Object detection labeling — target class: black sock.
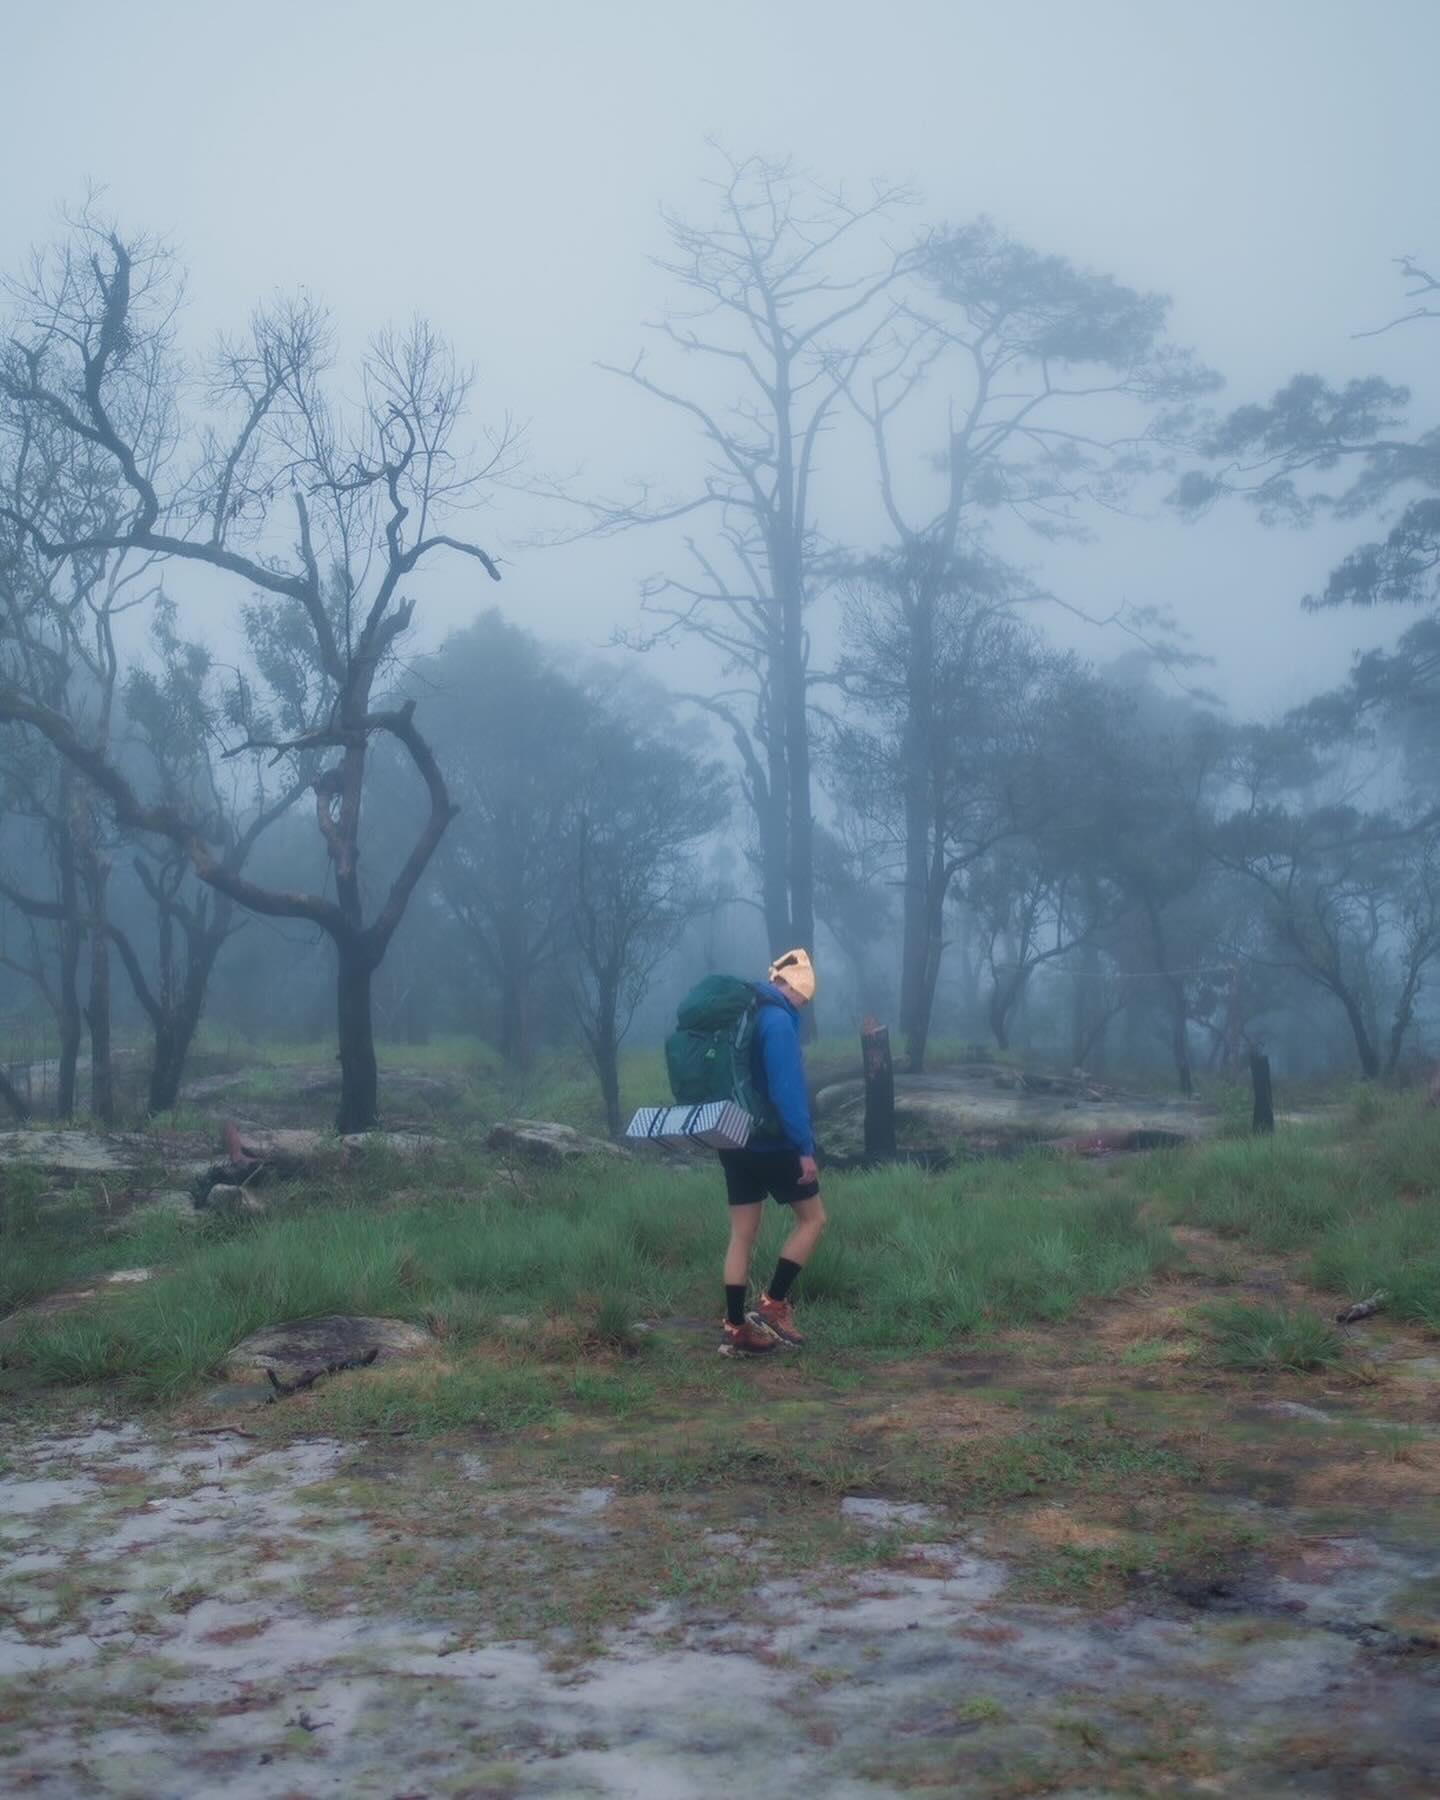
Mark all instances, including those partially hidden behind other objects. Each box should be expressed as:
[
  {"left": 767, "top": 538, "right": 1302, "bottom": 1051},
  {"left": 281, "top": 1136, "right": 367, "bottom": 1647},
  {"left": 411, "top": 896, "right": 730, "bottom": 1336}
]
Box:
[
  {"left": 768, "top": 1258, "right": 803, "bottom": 1303},
  {"left": 725, "top": 1285, "right": 748, "bottom": 1328}
]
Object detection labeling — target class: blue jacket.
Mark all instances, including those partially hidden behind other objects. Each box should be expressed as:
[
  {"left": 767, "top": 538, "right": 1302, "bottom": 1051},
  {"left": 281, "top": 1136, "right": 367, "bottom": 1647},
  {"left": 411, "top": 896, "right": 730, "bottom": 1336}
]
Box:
[{"left": 748, "top": 981, "right": 815, "bottom": 1157}]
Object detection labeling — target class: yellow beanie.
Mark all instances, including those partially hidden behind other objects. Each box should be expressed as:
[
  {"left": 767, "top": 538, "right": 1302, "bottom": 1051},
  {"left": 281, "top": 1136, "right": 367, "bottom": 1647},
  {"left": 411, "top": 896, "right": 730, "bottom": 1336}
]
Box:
[{"left": 768, "top": 947, "right": 816, "bottom": 1003}]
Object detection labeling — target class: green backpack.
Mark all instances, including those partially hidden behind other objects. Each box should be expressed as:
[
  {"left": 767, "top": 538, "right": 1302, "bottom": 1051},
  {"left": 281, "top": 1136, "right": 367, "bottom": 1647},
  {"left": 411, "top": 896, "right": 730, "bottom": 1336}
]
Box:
[{"left": 664, "top": 975, "right": 781, "bottom": 1136}]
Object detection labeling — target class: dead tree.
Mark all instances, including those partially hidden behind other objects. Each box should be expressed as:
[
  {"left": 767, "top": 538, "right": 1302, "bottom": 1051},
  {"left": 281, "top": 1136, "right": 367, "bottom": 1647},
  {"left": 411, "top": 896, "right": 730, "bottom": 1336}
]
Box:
[
  {"left": 0, "top": 395, "right": 155, "bottom": 1121},
  {"left": 542, "top": 150, "right": 916, "bottom": 969},
  {"left": 0, "top": 217, "right": 514, "bottom": 1131}
]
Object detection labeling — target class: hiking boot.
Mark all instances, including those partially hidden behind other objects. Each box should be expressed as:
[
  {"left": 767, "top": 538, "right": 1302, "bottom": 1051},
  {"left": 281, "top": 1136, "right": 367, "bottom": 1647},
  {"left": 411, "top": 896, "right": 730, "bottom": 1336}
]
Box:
[
  {"left": 718, "top": 1319, "right": 777, "bottom": 1357},
  {"left": 750, "top": 1294, "right": 804, "bottom": 1347}
]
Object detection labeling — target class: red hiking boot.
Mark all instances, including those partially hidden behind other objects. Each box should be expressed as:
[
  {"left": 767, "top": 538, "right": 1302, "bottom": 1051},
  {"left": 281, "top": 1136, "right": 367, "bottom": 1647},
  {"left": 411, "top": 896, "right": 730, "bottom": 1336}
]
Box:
[
  {"left": 750, "top": 1294, "right": 804, "bottom": 1347},
  {"left": 718, "top": 1319, "right": 777, "bottom": 1357}
]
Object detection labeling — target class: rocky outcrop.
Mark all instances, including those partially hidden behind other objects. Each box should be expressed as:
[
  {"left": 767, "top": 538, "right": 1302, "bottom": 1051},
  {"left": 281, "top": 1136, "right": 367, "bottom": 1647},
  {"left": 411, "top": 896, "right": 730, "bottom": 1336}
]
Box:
[
  {"left": 223, "top": 1314, "right": 434, "bottom": 1387},
  {"left": 485, "top": 1120, "right": 627, "bottom": 1165},
  {"left": 812, "top": 1067, "right": 1217, "bottom": 1161}
]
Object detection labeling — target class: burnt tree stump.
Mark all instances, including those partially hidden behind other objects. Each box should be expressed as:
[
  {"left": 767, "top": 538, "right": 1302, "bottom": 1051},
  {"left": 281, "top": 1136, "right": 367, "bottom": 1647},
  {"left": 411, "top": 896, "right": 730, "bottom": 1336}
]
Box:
[
  {"left": 861, "top": 1018, "right": 897, "bottom": 1163},
  {"left": 1250, "top": 1049, "right": 1274, "bottom": 1135}
]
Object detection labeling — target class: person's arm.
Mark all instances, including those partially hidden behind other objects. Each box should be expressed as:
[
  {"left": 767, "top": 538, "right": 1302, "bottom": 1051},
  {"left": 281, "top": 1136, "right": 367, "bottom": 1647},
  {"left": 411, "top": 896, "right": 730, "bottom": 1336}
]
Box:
[{"left": 758, "top": 1011, "right": 815, "bottom": 1156}]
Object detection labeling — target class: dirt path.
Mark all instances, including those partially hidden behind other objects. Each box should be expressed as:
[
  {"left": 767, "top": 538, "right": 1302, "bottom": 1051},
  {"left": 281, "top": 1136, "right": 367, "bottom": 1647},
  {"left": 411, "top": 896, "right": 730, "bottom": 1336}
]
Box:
[{"left": 3, "top": 1407, "right": 1438, "bottom": 1798}]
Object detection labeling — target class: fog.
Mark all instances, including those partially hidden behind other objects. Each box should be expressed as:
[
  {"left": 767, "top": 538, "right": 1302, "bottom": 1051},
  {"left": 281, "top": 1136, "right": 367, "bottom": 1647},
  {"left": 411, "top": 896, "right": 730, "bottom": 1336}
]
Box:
[
  {"left": 2, "top": 0, "right": 1439, "bottom": 1128},
  {"left": 4, "top": 0, "right": 1433, "bottom": 703}
]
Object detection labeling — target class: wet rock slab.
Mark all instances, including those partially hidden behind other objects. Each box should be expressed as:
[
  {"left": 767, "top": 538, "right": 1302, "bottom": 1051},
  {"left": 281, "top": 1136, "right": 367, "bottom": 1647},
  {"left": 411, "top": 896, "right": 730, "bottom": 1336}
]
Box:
[
  {"left": 0, "top": 1129, "right": 154, "bottom": 1176},
  {"left": 814, "top": 1066, "right": 1220, "bottom": 1158},
  {"left": 222, "top": 1314, "right": 434, "bottom": 1385},
  {"left": 3, "top": 1418, "right": 1440, "bottom": 1797}
]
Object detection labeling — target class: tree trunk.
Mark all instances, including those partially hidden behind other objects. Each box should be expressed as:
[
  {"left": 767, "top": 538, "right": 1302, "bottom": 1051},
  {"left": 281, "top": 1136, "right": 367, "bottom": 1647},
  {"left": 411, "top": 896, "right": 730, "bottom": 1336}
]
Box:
[
  {"left": 86, "top": 858, "right": 114, "bottom": 1126},
  {"left": 1144, "top": 899, "right": 1192, "bottom": 1097},
  {"left": 0, "top": 1065, "right": 29, "bottom": 1120},
  {"left": 898, "top": 740, "right": 931, "bottom": 1065},
  {"left": 989, "top": 966, "right": 1027, "bottom": 1052},
  {"left": 1335, "top": 985, "right": 1381, "bottom": 1079},
  {"left": 1250, "top": 1050, "right": 1274, "bottom": 1134},
  {"left": 498, "top": 963, "right": 531, "bottom": 1071},
  {"left": 898, "top": 583, "right": 938, "bottom": 1070},
  {"left": 596, "top": 1027, "right": 622, "bottom": 1139},
  {"left": 861, "top": 1019, "right": 896, "bottom": 1163},
  {"left": 904, "top": 843, "right": 950, "bottom": 1073},
  {"left": 759, "top": 785, "right": 792, "bottom": 955},
  {"left": 1384, "top": 955, "right": 1425, "bottom": 1078},
  {"left": 56, "top": 809, "right": 82, "bottom": 1120},
  {"left": 783, "top": 660, "right": 815, "bottom": 962},
  {"left": 147, "top": 967, "right": 214, "bottom": 1113},
  {"left": 1169, "top": 989, "right": 1194, "bottom": 1097},
  {"left": 147, "top": 1028, "right": 187, "bottom": 1115},
  {"left": 336, "top": 941, "right": 379, "bottom": 1133},
  {"left": 1070, "top": 946, "right": 1105, "bottom": 1069}
]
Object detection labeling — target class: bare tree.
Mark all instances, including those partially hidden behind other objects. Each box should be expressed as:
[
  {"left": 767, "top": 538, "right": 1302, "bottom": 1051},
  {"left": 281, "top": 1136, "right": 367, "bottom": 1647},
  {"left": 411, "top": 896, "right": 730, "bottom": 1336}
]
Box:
[
  {"left": 546, "top": 150, "right": 916, "bottom": 970},
  {"left": 109, "top": 599, "right": 306, "bottom": 1112},
  {"left": 0, "top": 367, "right": 161, "bottom": 1120},
  {"left": 0, "top": 215, "right": 514, "bottom": 1130}
]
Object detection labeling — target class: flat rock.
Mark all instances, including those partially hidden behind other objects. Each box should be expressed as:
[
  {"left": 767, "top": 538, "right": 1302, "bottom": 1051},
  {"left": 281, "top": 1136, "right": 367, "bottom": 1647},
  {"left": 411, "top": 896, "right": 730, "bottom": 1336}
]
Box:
[
  {"left": 223, "top": 1314, "right": 434, "bottom": 1385},
  {"left": 0, "top": 1130, "right": 149, "bottom": 1176},
  {"left": 230, "top": 1127, "right": 436, "bottom": 1161},
  {"left": 841, "top": 1496, "right": 938, "bottom": 1529},
  {"left": 812, "top": 1069, "right": 1217, "bottom": 1160},
  {"left": 341, "top": 1130, "right": 437, "bottom": 1158},
  {"left": 486, "top": 1119, "right": 627, "bottom": 1164}
]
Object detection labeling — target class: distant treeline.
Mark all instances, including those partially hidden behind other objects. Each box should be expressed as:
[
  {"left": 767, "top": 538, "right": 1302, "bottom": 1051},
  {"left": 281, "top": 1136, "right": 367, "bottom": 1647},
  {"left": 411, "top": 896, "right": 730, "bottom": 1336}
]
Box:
[{"left": 2, "top": 160, "right": 1436, "bottom": 1128}]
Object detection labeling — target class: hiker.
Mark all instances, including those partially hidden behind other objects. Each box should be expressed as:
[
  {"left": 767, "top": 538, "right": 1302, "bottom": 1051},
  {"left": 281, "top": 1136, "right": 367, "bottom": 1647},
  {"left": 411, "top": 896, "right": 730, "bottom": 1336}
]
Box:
[{"left": 718, "top": 948, "right": 826, "bottom": 1357}]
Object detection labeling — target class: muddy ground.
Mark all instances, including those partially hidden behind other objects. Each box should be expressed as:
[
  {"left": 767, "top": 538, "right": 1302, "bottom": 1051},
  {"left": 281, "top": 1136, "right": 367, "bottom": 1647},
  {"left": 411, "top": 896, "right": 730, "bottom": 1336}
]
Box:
[{"left": 3, "top": 1236, "right": 1439, "bottom": 1799}]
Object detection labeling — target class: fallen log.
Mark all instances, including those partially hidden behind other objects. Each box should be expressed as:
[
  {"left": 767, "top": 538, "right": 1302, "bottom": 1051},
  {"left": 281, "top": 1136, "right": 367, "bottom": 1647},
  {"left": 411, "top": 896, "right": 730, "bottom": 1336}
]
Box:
[
  {"left": 265, "top": 1345, "right": 379, "bottom": 1399},
  {"left": 1051, "top": 1128, "right": 1188, "bottom": 1157}
]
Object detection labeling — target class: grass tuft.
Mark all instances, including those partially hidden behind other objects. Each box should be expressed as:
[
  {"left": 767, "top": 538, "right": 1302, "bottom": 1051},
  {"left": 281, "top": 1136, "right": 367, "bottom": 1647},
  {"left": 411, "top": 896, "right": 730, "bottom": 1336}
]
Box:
[{"left": 1197, "top": 1301, "right": 1345, "bottom": 1373}]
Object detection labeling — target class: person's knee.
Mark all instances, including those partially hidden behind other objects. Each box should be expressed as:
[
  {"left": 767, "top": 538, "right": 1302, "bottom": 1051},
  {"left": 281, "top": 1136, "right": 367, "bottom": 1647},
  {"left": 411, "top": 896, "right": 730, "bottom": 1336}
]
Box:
[{"left": 794, "top": 1197, "right": 826, "bottom": 1236}]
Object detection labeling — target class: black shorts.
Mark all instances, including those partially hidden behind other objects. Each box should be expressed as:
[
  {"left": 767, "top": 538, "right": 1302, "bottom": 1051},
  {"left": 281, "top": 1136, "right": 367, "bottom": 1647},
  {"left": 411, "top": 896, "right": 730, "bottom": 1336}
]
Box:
[{"left": 718, "top": 1148, "right": 819, "bottom": 1208}]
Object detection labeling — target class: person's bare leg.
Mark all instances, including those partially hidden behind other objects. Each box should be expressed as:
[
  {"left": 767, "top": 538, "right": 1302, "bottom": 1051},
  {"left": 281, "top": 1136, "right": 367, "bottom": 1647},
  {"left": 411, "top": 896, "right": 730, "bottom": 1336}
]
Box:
[
  {"left": 720, "top": 1202, "right": 775, "bottom": 1353},
  {"left": 752, "top": 1194, "right": 826, "bottom": 1346},
  {"left": 777, "top": 1193, "right": 826, "bottom": 1268},
  {"left": 724, "top": 1202, "right": 764, "bottom": 1287}
]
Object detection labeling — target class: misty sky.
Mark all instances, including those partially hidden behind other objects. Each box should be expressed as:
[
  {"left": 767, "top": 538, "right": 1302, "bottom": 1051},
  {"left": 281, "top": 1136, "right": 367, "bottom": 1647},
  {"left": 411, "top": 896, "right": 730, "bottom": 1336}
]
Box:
[{"left": 4, "top": 0, "right": 1437, "bottom": 720}]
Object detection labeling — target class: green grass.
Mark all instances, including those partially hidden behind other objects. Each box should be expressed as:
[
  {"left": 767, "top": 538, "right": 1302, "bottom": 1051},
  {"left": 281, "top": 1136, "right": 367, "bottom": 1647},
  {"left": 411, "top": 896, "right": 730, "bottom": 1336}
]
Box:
[
  {"left": 5, "top": 1147, "right": 1179, "bottom": 1399},
  {"left": 1197, "top": 1301, "right": 1346, "bottom": 1373},
  {"left": 8, "top": 1049, "right": 1440, "bottom": 1413},
  {"left": 1133, "top": 1089, "right": 1440, "bottom": 1329}
]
